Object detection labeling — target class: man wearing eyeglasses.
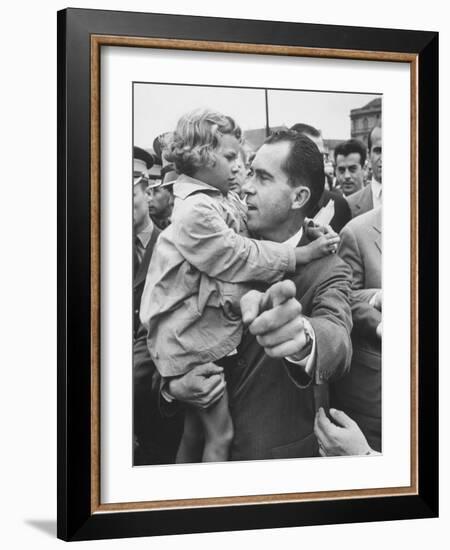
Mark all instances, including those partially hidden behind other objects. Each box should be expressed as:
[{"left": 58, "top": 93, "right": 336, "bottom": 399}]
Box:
[
  {"left": 133, "top": 146, "right": 157, "bottom": 275},
  {"left": 346, "top": 126, "right": 382, "bottom": 218}
]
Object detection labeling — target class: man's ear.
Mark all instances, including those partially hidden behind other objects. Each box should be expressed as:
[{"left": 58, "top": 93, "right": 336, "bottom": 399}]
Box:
[{"left": 291, "top": 186, "right": 311, "bottom": 210}]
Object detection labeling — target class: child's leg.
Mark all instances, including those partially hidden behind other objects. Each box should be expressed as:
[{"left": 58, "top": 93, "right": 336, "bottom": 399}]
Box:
[
  {"left": 196, "top": 388, "right": 234, "bottom": 462},
  {"left": 175, "top": 408, "right": 204, "bottom": 464}
]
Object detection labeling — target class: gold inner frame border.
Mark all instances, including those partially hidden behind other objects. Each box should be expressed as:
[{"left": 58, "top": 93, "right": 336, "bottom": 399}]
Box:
[{"left": 89, "top": 35, "right": 419, "bottom": 514}]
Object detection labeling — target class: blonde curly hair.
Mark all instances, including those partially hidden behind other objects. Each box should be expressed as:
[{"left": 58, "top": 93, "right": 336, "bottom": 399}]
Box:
[{"left": 163, "top": 109, "right": 242, "bottom": 176}]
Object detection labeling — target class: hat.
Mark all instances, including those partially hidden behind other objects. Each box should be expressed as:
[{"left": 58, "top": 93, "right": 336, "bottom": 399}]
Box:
[
  {"left": 133, "top": 146, "right": 154, "bottom": 170},
  {"left": 160, "top": 164, "right": 178, "bottom": 188}
]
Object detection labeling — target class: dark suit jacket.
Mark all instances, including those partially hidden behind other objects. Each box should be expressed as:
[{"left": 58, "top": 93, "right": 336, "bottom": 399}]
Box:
[
  {"left": 311, "top": 189, "right": 352, "bottom": 233},
  {"left": 227, "top": 240, "right": 353, "bottom": 461},
  {"left": 332, "top": 207, "right": 382, "bottom": 451},
  {"left": 133, "top": 226, "right": 160, "bottom": 338},
  {"left": 133, "top": 225, "right": 184, "bottom": 465},
  {"left": 346, "top": 185, "right": 374, "bottom": 219}
]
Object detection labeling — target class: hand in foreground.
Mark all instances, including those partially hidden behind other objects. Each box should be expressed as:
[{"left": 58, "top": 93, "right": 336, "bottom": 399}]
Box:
[
  {"left": 168, "top": 363, "right": 226, "bottom": 409},
  {"left": 240, "top": 280, "right": 308, "bottom": 359},
  {"left": 314, "top": 407, "right": 372, "bottom": 456}
]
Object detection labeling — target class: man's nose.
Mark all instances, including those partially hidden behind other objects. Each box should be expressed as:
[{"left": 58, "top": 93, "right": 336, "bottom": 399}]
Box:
[{"left": 241, "top": 176, "right": 254, "bottom": 194}]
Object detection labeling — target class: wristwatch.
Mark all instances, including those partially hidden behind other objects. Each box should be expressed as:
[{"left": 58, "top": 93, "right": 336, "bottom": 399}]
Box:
[{"left": 289, "top": 320, "right": 314, "bottom": 362}]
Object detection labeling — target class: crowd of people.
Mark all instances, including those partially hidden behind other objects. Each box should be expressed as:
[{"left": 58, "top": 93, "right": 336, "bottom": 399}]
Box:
[{"left": 132, "top": 108, "right": 382, "bottom": 465}]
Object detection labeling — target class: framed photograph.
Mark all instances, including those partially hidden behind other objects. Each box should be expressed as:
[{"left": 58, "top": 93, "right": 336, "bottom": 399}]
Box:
[{"left": 57, "top": 8, "right": 438, "bottom": 541}]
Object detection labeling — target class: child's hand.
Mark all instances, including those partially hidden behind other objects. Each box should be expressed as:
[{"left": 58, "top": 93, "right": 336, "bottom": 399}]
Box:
[
  {"left": 305, "top": 222, "right": 335, "bottom": 240},
  {"left": 306, "top": 232, "right": 340, "bottom": 260}
]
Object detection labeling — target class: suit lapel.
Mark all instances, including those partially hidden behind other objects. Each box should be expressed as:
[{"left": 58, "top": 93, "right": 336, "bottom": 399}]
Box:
[{"left": 356, "top": 186, "right": 373, "bottom": 213}]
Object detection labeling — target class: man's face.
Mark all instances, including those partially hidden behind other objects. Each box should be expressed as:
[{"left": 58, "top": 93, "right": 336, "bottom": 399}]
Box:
[
  {"left": 133, "top": 184, "right": 150, "bottom": 228},
  {"left": 369, "top": 127, "right": 382, "bottom": 183},
  {"left": 335, "top": 153, "right": 364, "bottom": 196},
  {"left": 242, "top": 141, "right": 297, "bottom": 241},
  {"left": 148, "top": 186, "right": 172, "bottom": 218}
]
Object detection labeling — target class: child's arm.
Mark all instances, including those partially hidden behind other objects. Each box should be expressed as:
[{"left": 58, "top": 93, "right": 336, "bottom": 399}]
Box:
[
  {"left": 173, "top": 195, "right": 296, "bottom": 284},
  {"left": 295, "top": 232, "right": 340, "bottom": 264}
]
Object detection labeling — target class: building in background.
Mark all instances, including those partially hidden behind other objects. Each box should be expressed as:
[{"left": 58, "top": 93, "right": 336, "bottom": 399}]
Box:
[{"left": 350, "top": 98, "right": 382, "bottom": 147}]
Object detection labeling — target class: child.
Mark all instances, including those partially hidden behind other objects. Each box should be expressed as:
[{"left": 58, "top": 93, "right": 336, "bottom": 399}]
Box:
[{"left": 140, "top": 109, "right": 338, "bottom": 463}]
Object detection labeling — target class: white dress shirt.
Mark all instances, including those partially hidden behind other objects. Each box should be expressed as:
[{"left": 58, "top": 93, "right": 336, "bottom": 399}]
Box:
[{"left": 371, "top": 179, "right": 382, "bottom": 209}]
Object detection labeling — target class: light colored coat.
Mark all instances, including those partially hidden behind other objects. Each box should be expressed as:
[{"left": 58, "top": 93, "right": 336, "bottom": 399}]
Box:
[
  {"left": 140, "top": 175, "right": 296, "bottom": 377},
  {"left": 338, "top": 207, "right": 381, "bottom": 305},
  {"left": 346, "top": 184, "right": 374, "bottom": 219}
]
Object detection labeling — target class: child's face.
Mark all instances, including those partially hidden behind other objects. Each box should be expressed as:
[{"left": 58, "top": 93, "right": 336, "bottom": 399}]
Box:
[{"left": 205, "top": 134, "right": 240, "bottom": 194}]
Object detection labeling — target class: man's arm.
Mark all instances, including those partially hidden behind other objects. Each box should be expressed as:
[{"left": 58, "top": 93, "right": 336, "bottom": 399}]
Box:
[
  {"left": 240, "top": 269, "right": 353, "bottom": 387},
  {"left": 338, "top": 223, "right": 379, "bottom": 303},
  {"left": 290, "top": 258, "right": 353, "bottom": 386},
  {"left": 338, "top": 222, "right": 381, "bottom": 340}
]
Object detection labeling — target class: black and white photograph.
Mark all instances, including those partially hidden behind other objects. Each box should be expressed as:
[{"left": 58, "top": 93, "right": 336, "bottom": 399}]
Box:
[
  {"left": 132, "top": 82, "right": 383, "bottom": 466},
  {"left": 52, "top": 6, "right": 438, "bottom": 543}
]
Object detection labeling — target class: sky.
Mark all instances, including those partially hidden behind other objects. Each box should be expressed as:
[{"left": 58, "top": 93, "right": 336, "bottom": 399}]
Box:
[{"left": 134, "top": 82, "right": 380, "bottom": 150}]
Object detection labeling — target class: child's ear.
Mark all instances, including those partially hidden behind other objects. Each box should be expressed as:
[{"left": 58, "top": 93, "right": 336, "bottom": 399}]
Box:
[{"left": 292, "top": 186, "right": 311, "bottom": 210}]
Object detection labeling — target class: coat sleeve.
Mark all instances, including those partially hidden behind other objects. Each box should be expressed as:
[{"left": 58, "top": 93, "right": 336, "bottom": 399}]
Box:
[
  {"left": 338, "top": 221, "right": 381, "bottom": 338},
  {"left": 285, "top": 258, "right": 353, "bottom": 387},
  {"left": 172, "top": 195, "right": 296, "bottom": 283}
]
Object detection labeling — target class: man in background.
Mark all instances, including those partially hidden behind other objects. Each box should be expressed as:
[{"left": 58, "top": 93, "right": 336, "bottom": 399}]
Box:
[
  {"left": 290, "top": 123, "right": 352, "bottom": 233},
  {"left": 346, "top": 126, "right": 382, "bottom": 218},
  {"left": 331, "top": 206, "right": 382, "bottom": 451},
  {"left": 334, "top": 139, "right": 366, "bottom": 198},
  {"left": 133, "top": 146, "right": 182, "bottom": 464},
  {"left": 148, "top": 164, "right": 176, "bottom": 230},
  {"left": 133, "top": 146, "right": 160, "bottom": 337}
]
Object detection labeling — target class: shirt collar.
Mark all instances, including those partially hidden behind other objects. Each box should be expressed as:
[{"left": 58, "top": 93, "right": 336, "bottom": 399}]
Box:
[
  {"left": 174, "top": 174, "right": 222, "bottom": 200},
  {"left": 284, "top": 225, "right": 304, "bottom": 248}
]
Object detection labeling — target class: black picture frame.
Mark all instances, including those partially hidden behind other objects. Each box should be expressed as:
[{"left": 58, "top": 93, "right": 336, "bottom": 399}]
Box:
[{"left": 57, "top": 8, "right": 438, "bottom": 541}]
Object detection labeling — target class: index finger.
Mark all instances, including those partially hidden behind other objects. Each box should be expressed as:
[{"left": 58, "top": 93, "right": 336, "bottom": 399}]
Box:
[
  {"left": 240, "top": 289, "right": 264, "bottom": 326},
  {"left": 261, "top": 280, "right": 297, "bottom": 310}
]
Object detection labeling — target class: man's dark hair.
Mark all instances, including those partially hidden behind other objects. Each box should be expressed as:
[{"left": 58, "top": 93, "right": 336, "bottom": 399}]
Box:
[
  {"left": 367, "top": 125, "right": 381, "bottom": 151},
  {"left": 334, "top": 139, "right": 366, "bottom": 166},
  {"left": 265, "top": 129, "right": 324, "bottom": 215},
  {"left": 290, "top": 123, "right": 321, "bottom": 139}
]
